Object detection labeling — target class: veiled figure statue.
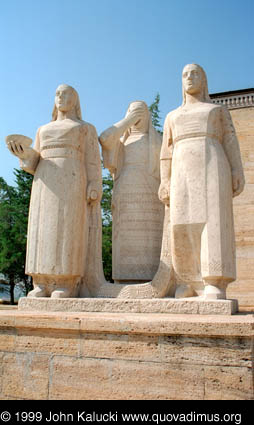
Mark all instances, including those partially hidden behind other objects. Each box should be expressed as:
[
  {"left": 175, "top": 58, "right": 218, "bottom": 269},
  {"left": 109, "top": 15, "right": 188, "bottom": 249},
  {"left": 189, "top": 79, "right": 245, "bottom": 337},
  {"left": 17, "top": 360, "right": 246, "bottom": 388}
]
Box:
[
  {"left": 6, "top": 84, "right": 105, "bottom": 298},
  {"left": 159, "top": 64, "right": 245, "bottom": 300},
  {"left": 99, "top": 101, "right": 164, "bottom": 284}
]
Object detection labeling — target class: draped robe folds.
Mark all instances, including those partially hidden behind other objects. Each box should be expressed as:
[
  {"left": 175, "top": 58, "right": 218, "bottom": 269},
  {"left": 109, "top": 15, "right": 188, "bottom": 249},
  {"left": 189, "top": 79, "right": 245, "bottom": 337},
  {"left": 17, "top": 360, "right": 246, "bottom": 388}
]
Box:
[
  {"left": 101, "top": 123, "right": 164, "bottom": 282},
  {"left": 161, "top": 103, "right": 244, "bottom": 285},
  {"left": 20, "top": 119, "right": 105, "bottom": 293}
]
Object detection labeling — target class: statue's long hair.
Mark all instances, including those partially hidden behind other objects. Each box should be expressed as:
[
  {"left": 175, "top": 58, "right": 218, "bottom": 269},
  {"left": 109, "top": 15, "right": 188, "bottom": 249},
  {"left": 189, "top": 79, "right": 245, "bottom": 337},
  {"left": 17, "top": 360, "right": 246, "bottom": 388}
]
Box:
[
  {"left": 182, "top": 64, "right": 211, "bottom": 106},
  {"left": 52, "top": 84, "right": 82, "bottom": 121}
]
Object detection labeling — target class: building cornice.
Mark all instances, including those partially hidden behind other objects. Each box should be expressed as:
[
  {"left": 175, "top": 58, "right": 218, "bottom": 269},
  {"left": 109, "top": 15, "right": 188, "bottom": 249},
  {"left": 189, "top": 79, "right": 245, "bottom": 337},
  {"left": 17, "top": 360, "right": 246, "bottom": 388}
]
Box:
[{"left": 210, "top": 88, "right": 254, "bottom": 110}]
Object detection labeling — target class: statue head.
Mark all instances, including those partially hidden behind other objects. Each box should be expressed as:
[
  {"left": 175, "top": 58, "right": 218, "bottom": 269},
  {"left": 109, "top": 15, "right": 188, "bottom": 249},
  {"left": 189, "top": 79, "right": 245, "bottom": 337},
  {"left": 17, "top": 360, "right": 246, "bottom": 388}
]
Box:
[
  {"left": 122, "top": 100, "right": 161, "bottom": 178},
  {"left": 126, "top": 100, "right": 150, "bottom": 133},
  {"left": 182, "top": 64, "right": 211, "bottom": 105},
  {"left": 52, "top": 84, "right": 82, "bottom": 121}
]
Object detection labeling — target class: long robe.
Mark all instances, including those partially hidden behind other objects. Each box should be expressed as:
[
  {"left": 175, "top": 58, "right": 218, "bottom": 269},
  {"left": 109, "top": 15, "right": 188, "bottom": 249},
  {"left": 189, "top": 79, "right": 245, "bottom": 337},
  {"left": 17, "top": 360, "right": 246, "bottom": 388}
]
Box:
[
  {"left": 101, "top": 122, "right": 164, "bottom": 282},
  {"left": 21, "top": 119, "right": 104, "bottom": 289},
  {"left": 161, "top": 103, "right": 244, "bottom": 285}
]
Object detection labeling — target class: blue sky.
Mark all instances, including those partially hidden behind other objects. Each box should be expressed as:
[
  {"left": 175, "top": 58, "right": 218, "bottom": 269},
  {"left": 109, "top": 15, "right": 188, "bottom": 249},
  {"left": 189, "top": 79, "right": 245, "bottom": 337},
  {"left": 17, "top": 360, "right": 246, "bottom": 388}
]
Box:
[{"left": 0, "top": 0, "right": 253, "bottom": 185}]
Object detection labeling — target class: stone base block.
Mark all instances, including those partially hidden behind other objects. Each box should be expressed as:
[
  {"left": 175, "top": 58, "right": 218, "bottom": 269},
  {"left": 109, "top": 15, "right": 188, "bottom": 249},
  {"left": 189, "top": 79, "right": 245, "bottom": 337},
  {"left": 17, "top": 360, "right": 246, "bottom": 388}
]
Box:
[
  {"left": 0, "top": 310, "right": 253, "bottom": 400},
  {"left": 18, "top": 297, "right": 238, "bottom": 315}
]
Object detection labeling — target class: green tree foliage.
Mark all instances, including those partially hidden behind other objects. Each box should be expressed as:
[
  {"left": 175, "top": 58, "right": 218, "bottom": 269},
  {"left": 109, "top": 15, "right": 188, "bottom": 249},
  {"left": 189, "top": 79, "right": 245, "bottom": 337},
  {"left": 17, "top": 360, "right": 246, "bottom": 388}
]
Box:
[
  {"left": 0, "top": 170, "right": 33, "bottom": 303},
  {"left": 149, "top": 93, "right": 162, "bottom": 134},
  {"left": 0, "top": 177, "right": 17, "bottom": 303},
  {"left": 101, "top": 171, "right": 113, "bottom": 282},
  {"left": 13, "top": 169, "right": 33, "bottom": 295}
]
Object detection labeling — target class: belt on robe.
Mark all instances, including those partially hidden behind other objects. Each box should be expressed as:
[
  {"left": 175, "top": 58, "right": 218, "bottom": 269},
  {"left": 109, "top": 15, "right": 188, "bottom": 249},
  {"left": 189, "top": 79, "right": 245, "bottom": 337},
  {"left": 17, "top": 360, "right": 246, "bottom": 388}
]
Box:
[
  {"left": 41, "top": 143, "right": 82, "bottom": 160},
  {"left": 173, "top": 132, "right": 221, "bottom": 144}
]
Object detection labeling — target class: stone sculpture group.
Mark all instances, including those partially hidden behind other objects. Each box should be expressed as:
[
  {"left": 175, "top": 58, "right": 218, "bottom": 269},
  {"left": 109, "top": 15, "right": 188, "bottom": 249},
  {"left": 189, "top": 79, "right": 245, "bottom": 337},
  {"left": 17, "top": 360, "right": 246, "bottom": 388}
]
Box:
[{"left": 6, "top": 64, "right": 245, "bottom": 303}]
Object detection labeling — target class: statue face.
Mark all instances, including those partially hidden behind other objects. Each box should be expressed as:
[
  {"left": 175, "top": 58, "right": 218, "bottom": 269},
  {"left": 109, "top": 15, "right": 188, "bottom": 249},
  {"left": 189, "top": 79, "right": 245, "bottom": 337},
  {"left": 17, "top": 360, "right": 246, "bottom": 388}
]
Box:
[
  {"left": 182, "top": 64, "right": 203, "bottom": 95},
  {"left": 55, "top": 85, "right": 76, "bottom": 112}
]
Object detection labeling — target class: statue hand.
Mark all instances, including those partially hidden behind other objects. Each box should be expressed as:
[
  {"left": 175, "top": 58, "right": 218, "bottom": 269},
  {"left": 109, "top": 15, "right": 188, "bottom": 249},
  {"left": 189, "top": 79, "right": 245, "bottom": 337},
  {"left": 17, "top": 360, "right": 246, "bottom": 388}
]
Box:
[
  {"left": 125, "top": 107, "right": 144, "bottom": 127},
  {"left": 87, "top": 182, "right": 102, "bottom": 205},
  {"left": 7, "top": 140, "right": 31, "bottom": 160},
  {"left": 232, "top": 172, "right": 245, "bottom": 197},
  {"left": 158, "top": 183, "right": 170, "bottom": 206}
]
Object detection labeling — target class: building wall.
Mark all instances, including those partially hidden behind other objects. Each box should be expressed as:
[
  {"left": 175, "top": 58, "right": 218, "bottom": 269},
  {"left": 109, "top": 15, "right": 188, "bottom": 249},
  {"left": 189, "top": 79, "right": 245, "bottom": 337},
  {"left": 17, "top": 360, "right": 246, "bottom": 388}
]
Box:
[{"left": 227, "top": 106, "right": 254, "bottom": 307}]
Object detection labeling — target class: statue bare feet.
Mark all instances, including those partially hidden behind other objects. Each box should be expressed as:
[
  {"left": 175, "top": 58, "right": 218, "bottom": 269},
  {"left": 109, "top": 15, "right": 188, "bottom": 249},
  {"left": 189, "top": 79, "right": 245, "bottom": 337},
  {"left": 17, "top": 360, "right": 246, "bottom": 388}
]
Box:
[{"left": 27, "top": 285, "right": 47, "bottom": 298}]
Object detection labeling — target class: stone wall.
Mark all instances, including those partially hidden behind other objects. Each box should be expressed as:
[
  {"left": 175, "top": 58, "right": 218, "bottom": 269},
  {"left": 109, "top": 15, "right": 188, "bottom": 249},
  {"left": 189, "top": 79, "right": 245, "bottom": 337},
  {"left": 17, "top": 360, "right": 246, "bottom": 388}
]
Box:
[
  {"left": 0, "top": 310, "right": 253, "bottom": 400},
  {"left": 227, "top": 106, "right": 254, "bottom": 306}
]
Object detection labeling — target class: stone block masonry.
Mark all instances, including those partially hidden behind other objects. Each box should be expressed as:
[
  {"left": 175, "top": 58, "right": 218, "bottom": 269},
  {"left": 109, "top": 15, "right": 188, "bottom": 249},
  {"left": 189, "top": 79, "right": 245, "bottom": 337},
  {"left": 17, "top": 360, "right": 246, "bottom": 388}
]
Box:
[{"left": 0, "top": 310, "right": 253, "bottom": 400}]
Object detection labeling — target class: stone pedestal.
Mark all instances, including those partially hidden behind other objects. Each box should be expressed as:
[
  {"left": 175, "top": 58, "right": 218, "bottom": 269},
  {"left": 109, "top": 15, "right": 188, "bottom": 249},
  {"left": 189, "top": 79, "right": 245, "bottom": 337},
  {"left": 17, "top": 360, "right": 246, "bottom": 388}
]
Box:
[
  {"left": 18, "top": 297, "right": 238, "bottom": 315},
  {"left": 0, "top": 309, "right": 253, "bottom": 400}
]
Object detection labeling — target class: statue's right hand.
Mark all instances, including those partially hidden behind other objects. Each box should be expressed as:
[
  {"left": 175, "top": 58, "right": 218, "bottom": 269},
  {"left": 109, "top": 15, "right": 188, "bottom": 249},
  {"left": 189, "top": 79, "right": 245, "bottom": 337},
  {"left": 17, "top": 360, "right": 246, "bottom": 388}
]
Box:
[
  {"left": 158, "top": 183, "right": 170, "bottom": 206},
  {"left": 6, "top": 135, "right": 33, "bottom": 159},
  {"left": 125, "top": 107, "right": 144, "bottom": 126},
  {"left": 7, "top": 140, "right": 31, "bottom": 159}
]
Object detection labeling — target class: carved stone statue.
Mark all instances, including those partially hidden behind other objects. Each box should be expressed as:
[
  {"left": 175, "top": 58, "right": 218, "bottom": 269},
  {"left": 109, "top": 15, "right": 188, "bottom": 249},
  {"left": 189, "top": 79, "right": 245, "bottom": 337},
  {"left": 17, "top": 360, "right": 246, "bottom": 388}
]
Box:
[
  {"left": 99, "top": 101, "right": 164, "bottom": 284},
  {"left": 159, "top": 64, "right": 245, "bottom": 300},
  {"left": 6, "top": 84, "right": 105, "bottom": 298}
]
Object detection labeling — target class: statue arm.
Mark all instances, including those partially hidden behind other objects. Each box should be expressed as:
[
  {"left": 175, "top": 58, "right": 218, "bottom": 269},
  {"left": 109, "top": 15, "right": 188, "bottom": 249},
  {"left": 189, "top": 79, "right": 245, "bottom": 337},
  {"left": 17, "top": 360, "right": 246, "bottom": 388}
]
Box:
[
  {"left": 99, "top": 130, "right": 121, "bottom": 177},
  {"left": 99, "top": 110, "right": 144, "bottom": 149},
  {"left": 221, "top": 107, "right": 245, "bottom": 197},
  {"left": 20, "top": 128, "right": 41, "bottom": 175},
  {"left": 85, "top": 124, "right": 103, "bottom": 204},
  {"left": 99, "top": 109, "right": 144, "bottom": 176},
  {"left": 158, "top": 115, "right": 172, "bottom": 205}
]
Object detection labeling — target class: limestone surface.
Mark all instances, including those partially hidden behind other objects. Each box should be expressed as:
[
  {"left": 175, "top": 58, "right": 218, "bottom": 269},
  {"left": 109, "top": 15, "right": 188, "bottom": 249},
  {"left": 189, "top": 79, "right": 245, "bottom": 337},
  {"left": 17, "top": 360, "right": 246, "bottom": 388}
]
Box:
[
  {"left": 158, "top": 64, "right": 245, "bottom": 300},
  {"left": 18, "top": 297, "right": 238, "bottom": 315},
  {"left": 99, "top": 101, "right": 164, "bottom": 284},
  {"left": 227, "top": 106, "right": 254, "bottom": 307},
  {"left": 6, "top": 84, "right": 105, "bottom": 299},
  {"left": 0, "top": 310, "right": 253, "bottom": 400}
]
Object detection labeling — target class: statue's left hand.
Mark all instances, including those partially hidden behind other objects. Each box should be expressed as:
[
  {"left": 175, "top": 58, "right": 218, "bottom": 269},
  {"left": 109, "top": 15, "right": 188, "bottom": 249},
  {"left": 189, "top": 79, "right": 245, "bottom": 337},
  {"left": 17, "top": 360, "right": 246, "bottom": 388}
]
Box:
[
  {"left": 232, "top": 172, "right": 245, "bottom": 197},
  {"left": 158, "top": 182, "right": 170, "bottom": 206}
]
